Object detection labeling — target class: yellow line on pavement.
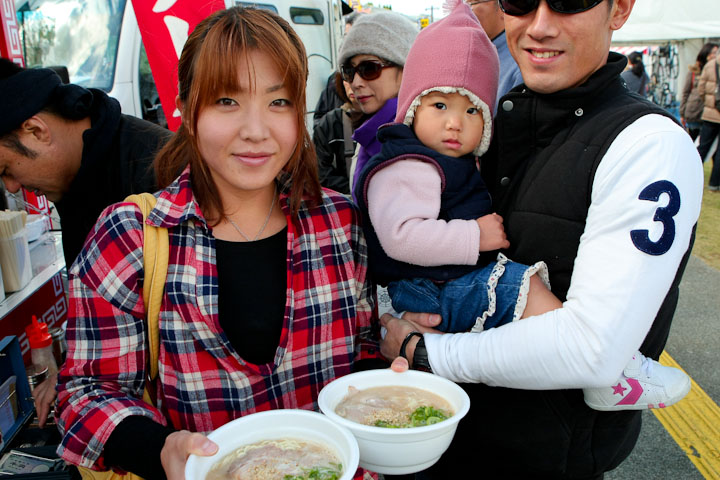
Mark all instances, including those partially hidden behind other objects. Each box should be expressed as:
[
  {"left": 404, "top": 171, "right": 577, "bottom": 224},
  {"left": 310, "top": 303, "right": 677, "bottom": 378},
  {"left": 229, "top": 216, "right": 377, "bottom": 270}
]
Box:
[{"left": 655, "top": 351, "right": 720, "bottom": 479}]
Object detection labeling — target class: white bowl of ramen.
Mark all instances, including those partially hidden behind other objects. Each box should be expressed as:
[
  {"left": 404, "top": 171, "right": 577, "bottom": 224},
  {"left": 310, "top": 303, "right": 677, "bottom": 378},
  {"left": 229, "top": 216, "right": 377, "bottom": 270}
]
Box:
[
  {"left": 318, "top": 369, "right": 470, "bottom": 475},
  {"left": 185, "top": 409, "right": 359, "bottom": 480}
]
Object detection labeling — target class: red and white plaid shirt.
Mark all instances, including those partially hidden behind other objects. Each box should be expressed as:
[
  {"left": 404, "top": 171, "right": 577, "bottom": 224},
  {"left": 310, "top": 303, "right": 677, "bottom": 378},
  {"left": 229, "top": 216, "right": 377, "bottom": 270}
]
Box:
[{"left": 56, "top": 167, "right": 379, "bottom": 472}]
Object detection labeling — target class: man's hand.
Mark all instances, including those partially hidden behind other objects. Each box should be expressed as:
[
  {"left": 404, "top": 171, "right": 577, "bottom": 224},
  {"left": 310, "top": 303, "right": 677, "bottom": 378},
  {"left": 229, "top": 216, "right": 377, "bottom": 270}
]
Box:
[
  {"left": 32, "top": 376, "right": 57, "bottom": 428},
  {"left": 379, "top": 312, "right": 441, "bottom": 369},
  {"left": 476, "top": 213, "right": 510, "bottom": 251},
  {"left": 161, "top": 430, "right": 218, "bottom": 480}
]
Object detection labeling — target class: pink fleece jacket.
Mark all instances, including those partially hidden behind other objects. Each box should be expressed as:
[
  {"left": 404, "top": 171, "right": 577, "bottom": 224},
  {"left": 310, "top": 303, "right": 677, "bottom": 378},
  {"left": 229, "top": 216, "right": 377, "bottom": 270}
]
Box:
[{"left": 367, "top": 159, "right": 481, "bottom": 267}]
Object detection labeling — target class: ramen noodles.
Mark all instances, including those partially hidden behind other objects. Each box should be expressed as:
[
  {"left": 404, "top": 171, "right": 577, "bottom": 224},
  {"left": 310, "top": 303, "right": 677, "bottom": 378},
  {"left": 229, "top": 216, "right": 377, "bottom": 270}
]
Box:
[
  {"left": 205, "top": 438, "right": 342, "bottom": 480},
  {"left": 335, "top": 385, "right": 453, "bottom": 428}
]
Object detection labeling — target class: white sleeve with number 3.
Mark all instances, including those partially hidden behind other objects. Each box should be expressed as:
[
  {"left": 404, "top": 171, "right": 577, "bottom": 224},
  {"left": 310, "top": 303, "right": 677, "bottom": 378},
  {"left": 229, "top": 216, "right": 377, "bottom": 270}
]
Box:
[{"left": 427, "top": 114, "right": 704, "bottom": 388}]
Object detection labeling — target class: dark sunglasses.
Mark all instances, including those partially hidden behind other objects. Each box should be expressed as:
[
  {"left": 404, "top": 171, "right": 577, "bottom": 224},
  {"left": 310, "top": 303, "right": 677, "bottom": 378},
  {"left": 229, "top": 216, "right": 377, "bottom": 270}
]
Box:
[
  {"left": 340, "top": 60, "right": 394, "bottom": 82},
  {"left": 499, "top": 0, "right": 604, "bottom": 16}
]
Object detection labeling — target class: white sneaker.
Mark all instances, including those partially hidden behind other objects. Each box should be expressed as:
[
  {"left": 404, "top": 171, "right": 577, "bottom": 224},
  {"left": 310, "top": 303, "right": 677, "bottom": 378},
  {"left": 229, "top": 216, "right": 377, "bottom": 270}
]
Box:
[{"left": 583, "top": 352, "right": 691, "bottom": 411}]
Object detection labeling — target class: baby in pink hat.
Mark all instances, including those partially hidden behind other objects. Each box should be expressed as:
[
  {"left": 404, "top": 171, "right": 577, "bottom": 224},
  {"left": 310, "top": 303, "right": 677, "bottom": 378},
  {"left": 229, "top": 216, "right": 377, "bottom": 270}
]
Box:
[
  {"left": 354, "top": 0, "right": 557, "bottom": 335},
  {"left": 354, "top": 0, "right": 690, "bottom": 412}
]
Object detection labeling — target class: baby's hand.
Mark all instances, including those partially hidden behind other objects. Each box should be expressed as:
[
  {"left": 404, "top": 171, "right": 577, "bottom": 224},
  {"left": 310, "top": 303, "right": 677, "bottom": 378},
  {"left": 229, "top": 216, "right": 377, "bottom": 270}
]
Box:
[{"left": 476, "top": 213, "right": 510, "bottom": 251}]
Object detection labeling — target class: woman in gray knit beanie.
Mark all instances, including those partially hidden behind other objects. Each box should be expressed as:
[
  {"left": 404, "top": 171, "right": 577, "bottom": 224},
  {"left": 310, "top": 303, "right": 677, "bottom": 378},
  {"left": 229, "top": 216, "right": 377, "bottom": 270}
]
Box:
[{"left": 337, "top": 10, "right": 418, "bottom": 198}]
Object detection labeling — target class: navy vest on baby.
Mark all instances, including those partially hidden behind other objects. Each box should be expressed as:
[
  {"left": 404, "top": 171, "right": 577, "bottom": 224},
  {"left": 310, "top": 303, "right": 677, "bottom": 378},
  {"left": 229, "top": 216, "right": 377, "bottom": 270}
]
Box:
[{"left": 354, "top": 123, "right": 493, "bottom": 286}]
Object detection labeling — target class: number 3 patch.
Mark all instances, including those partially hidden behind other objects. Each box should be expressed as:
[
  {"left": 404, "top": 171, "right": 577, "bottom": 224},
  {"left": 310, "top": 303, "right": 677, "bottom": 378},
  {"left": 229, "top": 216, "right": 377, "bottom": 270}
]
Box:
[{"left": 630, "top": 180, "right": 680, "bottom": 256}]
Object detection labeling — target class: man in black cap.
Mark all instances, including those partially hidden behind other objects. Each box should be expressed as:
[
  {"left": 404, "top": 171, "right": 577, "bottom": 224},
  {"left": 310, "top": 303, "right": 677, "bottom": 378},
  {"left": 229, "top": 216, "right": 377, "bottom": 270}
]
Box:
[
  {"left": 0, "top": 58, "right": 171, "bottom": 269},
  {"left": 0, "top": 58, "right": 170, "bottom": 426}
]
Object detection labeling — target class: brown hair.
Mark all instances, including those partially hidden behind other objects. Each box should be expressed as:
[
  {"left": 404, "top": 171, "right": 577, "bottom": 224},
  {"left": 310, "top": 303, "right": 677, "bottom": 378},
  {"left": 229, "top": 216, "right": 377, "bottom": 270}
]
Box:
[
  {"left": 697, "top": 42, "right": 719, "bottom": 71},
  {"left": 0, "top": 131, "right": 37, "bottom": 158},
  {"left": 154, "top": 7, "right": 321, "bottom": 224},
  {"left": 334, "top": 71, "right": 351, "bottom": 104}
]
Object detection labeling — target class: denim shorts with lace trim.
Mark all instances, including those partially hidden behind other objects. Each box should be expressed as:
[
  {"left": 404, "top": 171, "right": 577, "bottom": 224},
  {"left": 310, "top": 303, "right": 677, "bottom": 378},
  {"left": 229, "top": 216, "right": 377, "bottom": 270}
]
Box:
[{"left": 387, "top": 253, "right": 549, "bottom": 333}]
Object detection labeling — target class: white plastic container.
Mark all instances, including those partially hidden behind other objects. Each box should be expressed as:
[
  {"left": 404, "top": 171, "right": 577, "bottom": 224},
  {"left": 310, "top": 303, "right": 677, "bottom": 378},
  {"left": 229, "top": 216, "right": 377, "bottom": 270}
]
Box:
[
  {"left": 25, "top": 214, "right": 49, "bottom": 243},
  {"left": 28, "top": 233, "right": 58, "bottom": 276},
  {"left": 0, "top": 263, "right": 6, "bottom": 303},
  {"left": 0, "top": 229, "right": 32, "bottom": 292}
]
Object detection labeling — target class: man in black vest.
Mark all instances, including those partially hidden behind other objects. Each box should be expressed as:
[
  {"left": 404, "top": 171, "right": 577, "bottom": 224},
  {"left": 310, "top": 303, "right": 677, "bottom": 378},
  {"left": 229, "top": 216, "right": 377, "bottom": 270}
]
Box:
[{"left": 379, "top": 0, "right": 703, "bottom": 478}]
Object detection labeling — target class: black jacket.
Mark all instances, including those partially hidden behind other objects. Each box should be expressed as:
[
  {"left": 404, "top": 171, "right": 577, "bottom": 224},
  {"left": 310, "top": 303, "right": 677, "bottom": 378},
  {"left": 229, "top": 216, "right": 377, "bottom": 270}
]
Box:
[
  {"left": 313, "top": 106, "right": 367, "bottom": 194},
  {"left": 423, "top": 53, "right": 692, "bottom": 479},
  {"left": 312, "top": 73, "right": 344, "bottom": 129},
  {"left": 54, "top": 90, "right": 171, "bottom": 266}
]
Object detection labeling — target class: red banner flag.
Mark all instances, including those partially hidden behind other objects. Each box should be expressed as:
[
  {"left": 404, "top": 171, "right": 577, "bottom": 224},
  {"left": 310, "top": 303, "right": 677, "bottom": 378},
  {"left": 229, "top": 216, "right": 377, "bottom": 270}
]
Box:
[
  {"left": 0, "top": 0, "right": 24, "bottom": 66},
  {"left": 130, "top": 0, "right": 226, "bottom": 131}
]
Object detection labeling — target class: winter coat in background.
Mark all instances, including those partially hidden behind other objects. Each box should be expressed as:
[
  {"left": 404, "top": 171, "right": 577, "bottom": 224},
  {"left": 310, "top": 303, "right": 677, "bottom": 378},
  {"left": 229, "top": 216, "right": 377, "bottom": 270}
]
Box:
[
  {"left": 621, "top": 69, "right": 649, "bottom": 96},
  {"left": 313, "top": 105, "right": 367, "bottom": 194},
  {"left": 698, "top": 58, "right": 720, "bottom": 124},
  {"left": 680, "top": 64, "right": 704, "bottom": 123}
]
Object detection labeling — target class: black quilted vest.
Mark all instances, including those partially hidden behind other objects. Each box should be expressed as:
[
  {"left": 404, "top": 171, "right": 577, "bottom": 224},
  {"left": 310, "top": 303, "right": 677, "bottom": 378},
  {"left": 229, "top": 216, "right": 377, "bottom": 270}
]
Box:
[{"left": 486, "top": 53, "right": 694, "bottom": 359}]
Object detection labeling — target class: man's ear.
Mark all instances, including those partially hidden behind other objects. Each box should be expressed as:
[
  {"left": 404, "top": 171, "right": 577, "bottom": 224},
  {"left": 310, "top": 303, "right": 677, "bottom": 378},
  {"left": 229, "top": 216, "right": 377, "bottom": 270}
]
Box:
[
  {"left": 20, "top": 115, "right": 52, "bottom": 145},
  {"left": 609, "top": 0, "right": 635, "bottom": 31}
]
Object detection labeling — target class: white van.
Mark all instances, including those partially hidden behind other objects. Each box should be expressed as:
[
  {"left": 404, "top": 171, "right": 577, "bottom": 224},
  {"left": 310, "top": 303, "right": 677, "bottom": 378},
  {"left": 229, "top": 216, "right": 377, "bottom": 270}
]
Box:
[{"left": 13, "top": 0, "right": 346, "bottom": 127}]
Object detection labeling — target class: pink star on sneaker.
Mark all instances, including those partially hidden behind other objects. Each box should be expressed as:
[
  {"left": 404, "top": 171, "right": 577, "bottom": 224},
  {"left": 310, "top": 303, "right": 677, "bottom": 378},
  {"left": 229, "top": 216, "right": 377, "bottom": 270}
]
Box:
[{"left": 612, "top": 383, "right": 627, "bottom": 396}]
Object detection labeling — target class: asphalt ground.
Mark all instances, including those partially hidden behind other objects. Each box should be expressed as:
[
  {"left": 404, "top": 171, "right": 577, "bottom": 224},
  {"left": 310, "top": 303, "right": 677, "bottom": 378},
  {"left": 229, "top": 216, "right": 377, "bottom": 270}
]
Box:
[{"left": 607, "top": 254, "right": 720, "bottom": 480}]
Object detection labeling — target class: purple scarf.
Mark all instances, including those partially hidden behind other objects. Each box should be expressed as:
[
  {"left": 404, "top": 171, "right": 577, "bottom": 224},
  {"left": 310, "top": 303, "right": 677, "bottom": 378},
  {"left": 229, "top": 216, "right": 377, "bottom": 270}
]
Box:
[{"left": 351, "top": 97, "right": 398, "bottom": 201}]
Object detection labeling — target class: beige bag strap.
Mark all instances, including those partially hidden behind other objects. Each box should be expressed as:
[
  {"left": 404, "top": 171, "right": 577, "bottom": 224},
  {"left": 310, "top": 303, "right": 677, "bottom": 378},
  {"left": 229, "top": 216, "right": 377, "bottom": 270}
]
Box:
[
  {"left": 77, "top": 195, "right": 167, "bottom": 480},
  {"left": 341, "top": 112, "right": 355, "bottom": 177},
  {"left": 124, "top": 193, "right": 169, "bottom": 398}
]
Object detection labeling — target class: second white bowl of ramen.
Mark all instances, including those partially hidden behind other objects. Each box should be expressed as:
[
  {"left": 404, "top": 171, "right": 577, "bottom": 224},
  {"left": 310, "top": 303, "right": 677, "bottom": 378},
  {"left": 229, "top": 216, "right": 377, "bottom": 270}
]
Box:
[
  {"left": 318, "top": 369, "right": 471, "bottom": 475},
  {"left": 185, "top": 409, "right": 359, "bottom": 480}
]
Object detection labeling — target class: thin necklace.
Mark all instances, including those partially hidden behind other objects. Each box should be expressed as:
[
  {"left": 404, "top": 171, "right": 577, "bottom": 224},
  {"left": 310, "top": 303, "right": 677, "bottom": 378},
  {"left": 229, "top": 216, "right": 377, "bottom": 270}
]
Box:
[{"left": 226, "top": 186, "right": 277, "bottom": 242}]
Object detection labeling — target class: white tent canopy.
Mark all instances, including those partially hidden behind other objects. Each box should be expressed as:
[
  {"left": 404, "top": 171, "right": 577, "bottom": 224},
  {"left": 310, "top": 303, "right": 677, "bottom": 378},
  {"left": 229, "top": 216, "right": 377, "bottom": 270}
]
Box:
[
  {"left": 613, "top": 0, "right": 720, "bottom": 44},
  {"left": 611, "top": 1, "right": 720, "bottom": 105}
]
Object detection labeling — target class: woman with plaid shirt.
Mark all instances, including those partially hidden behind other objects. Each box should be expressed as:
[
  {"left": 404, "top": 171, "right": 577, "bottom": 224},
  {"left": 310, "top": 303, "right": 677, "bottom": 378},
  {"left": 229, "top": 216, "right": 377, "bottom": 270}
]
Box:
[{"left": 55, "top": 8, "right": 381, "bottom": 479}]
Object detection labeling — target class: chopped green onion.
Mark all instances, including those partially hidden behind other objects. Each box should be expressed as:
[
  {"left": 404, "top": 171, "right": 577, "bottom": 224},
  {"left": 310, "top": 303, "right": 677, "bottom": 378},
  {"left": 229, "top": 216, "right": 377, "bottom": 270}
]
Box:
[
  {"left": 283, "top": 463, "right": 343, "bottom": 480},
  {"left": 373, "top": 406, "right": 450, "bottom": 428}
]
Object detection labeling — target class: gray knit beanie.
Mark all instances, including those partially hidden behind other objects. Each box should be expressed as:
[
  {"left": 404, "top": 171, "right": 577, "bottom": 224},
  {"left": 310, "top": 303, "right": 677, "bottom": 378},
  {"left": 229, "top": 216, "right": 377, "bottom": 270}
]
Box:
[{"left": 338, "top": 11, "right": 418, "bottom": 68}]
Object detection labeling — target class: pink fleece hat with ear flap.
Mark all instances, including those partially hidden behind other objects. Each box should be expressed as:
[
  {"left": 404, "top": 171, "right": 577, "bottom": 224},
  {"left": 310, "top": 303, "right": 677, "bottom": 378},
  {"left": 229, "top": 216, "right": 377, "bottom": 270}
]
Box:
[{"left": 395, "top": 0, "right": 499, "bottom": 156}]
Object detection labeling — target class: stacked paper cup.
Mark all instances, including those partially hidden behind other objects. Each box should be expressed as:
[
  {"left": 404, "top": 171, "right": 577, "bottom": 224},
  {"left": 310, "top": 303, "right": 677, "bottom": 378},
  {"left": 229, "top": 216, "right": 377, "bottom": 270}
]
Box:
[{"left": 0, "top": 211, "right": 32, "bottom": 292}]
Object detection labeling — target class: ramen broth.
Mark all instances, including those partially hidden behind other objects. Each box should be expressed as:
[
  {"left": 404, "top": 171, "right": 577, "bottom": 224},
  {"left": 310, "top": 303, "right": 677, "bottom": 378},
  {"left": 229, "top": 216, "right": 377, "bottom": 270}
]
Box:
[
  {"left": 335, "top": 385, "right": 453, "bottom": 427},
  {"left": 206, "top": 438, "right": 342, "bottom": 480}
]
